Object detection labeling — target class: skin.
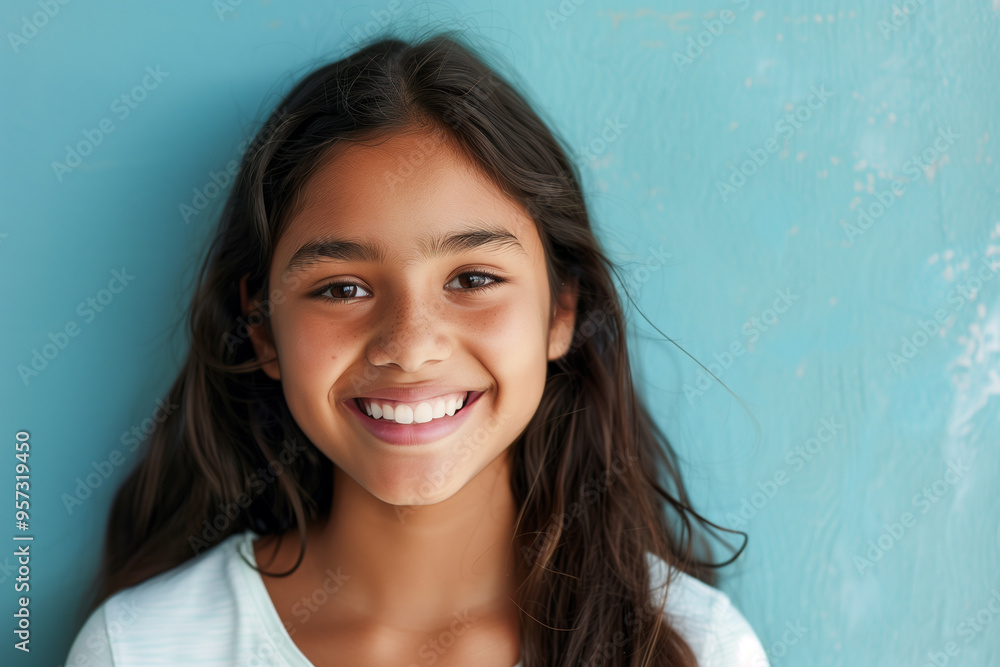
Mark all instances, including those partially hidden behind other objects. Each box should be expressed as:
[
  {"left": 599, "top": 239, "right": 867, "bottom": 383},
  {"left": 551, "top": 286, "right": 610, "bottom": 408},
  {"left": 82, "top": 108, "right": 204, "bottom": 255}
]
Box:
[{"left": 242, "top": 125, "right": 578, "bottom": 666}]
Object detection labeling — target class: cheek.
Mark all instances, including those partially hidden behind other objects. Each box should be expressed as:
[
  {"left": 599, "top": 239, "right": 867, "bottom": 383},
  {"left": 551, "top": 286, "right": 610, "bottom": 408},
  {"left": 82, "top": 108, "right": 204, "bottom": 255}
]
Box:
[
  {"left": 271, "top": 307, "right": 357, "bottom": 389},
  {"left": 270, "top": 307, "right": 362, "bottom": 447},
  {"left": 467, "top": 300, "right": 550, "bottom": 411},
  {"left": 463, "top": 298, "right": 546, "bottom": 359}
]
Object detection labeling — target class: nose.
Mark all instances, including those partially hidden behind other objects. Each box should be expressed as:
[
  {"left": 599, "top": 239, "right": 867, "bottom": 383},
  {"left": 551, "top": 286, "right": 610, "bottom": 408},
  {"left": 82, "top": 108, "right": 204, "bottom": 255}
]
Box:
[{"left": 366, "top": 285, "right": 452, "bottom": 372}]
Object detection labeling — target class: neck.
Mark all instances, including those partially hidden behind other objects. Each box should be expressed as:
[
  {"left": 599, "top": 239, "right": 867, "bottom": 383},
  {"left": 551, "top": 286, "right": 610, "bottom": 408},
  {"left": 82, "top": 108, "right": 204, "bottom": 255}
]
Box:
[{"left": 308, "top": 449, "right": 523, "bottom": 630}]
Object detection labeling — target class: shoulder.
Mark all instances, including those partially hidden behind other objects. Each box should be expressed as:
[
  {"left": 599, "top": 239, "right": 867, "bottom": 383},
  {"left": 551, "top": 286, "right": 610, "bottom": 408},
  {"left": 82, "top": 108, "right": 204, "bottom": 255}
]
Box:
[
  {"left": 64, "top": 530, "right": 274, "bottom": 667},
  {"left": 646, "top": 552, "right": 770, "bottom": 667}
]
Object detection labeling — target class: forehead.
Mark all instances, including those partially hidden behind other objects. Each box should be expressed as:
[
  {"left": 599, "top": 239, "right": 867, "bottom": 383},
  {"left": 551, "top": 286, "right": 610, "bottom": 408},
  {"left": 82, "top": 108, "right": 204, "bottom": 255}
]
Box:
[{"left": 274, "top": 127, "right": 542, "bottom": 264}]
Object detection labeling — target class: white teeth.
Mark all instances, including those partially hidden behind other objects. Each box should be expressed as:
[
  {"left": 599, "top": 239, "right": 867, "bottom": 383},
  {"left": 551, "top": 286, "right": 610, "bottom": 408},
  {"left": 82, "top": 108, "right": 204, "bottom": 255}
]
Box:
[
  {"left": 359, "top": 392, "right": 470, "bottom": 425},
  {"left": 395, "top": 404, "right": 414, "bottom": 424}
]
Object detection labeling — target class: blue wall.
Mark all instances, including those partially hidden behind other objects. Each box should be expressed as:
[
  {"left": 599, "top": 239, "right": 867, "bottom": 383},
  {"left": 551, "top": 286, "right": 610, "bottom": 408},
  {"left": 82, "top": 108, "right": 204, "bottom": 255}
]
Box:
[{"left": 2, "top": 1, "right": 998, "bottom": 665}]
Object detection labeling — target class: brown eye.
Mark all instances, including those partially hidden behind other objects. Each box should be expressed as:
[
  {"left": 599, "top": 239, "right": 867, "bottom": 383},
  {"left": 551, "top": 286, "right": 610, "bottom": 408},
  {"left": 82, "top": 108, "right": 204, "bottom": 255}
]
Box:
[
  {"left": 312, "top": 271, "right": 506, "bottom": 305},
  {"left": 457, "top": 274, "right": 491, "bottom": 289},
  {"left": 328, "top": 284, "right": 358, "bottom": 298},
  {"left": 446, "top": 271, "right": 507, "bottom": 292},
  {"left": 313, "top": 282, "right": 372, "bottom": 303}
]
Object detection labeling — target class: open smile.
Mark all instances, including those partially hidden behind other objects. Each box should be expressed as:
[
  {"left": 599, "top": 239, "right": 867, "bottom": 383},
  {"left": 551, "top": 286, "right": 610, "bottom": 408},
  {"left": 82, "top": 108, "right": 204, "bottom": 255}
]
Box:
[{"left": 344, "top": 390, "right": 486, "bottom": 446}]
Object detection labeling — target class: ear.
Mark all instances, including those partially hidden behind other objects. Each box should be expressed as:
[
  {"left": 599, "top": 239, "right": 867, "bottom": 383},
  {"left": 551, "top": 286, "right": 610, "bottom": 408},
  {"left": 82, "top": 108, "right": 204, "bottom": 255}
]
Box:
[
  {"left": 239, "top": 273, "right": 281, "bottom": 380},
  {"left": 547, "top": 278, "right": 579, "bottom": 362}
]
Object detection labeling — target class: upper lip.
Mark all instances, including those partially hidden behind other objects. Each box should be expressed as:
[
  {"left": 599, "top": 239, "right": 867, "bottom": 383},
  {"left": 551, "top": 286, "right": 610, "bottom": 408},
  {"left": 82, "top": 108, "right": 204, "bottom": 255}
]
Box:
[{"left": 349, "top": 385, "right": 480, "bottom": 403}]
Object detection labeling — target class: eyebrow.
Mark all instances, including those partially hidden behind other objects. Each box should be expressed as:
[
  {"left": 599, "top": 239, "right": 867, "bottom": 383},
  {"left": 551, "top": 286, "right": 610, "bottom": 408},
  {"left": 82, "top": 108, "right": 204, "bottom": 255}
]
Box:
[{"left": 282, "top": 223, "right": 527, "bottom": 277}]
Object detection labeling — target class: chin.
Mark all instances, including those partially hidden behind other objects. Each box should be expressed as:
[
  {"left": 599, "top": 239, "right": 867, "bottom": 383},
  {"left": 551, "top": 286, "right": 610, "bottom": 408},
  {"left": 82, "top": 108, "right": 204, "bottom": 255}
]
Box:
[
  {"left": 357, "top": 468, "right": 463, "bottom": 508},
  {"left": 369, "top": 486, "right": 457, "bottom": 512}
]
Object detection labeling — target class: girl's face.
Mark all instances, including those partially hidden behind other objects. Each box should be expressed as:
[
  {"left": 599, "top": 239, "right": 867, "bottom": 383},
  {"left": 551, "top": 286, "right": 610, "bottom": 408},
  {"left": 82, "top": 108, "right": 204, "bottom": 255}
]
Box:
[{"left": 246, "top": 127, "right": 577, "bottom": 506}]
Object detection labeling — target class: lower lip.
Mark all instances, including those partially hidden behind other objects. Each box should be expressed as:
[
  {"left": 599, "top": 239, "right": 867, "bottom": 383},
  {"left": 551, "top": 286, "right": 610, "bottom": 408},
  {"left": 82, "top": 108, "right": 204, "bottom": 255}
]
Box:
[{"left": 345, "top": 391, "right": 485, "bottom": 446}]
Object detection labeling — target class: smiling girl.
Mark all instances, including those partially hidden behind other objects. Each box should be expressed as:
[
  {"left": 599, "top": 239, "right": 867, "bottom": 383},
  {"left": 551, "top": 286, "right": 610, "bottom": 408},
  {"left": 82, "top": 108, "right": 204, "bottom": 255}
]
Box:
[{"left": 66, "top": 32, "right": 769, "bottom": 667}]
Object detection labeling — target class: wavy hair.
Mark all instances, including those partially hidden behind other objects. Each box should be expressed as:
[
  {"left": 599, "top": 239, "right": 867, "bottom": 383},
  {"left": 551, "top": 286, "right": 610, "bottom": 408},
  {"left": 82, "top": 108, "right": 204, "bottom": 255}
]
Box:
[{"left": 88, "top": 31, "right": 748, "bottom": 666}]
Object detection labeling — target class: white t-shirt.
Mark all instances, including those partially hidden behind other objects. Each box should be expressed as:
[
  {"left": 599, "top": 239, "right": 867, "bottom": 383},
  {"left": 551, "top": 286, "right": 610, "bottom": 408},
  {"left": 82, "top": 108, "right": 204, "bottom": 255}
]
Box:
[{"left": 65, "top": 530, "right": 770, "bottom": 666}]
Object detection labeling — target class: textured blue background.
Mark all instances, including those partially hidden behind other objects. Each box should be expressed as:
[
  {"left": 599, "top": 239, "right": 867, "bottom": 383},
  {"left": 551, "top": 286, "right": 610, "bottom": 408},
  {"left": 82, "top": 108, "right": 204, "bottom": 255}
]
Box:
[{"left": 1, "top": 1, "right": 998, "bottom": 665}]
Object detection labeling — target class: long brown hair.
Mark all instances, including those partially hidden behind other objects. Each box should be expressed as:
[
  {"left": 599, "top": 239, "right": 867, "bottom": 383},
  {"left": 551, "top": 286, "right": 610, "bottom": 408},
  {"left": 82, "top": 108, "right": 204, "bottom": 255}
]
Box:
[{"left": 88, "top": 30, "right": 749, "bottom": 666}]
